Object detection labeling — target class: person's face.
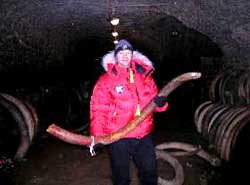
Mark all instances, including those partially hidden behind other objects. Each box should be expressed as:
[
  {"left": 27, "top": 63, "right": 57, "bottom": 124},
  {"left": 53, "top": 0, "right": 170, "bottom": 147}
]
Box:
[{"left": 116, "top": 49, "right": 133, "bottom": 68}]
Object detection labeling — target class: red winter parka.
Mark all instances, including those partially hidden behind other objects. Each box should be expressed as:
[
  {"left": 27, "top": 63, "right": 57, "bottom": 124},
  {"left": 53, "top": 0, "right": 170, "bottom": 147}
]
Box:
[{"left": 90, "top": 51, "right": 168, "bottom": 139}]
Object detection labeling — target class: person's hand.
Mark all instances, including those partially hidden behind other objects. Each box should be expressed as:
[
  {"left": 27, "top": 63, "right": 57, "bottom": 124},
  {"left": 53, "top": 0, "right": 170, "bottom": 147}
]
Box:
[{"left": 154, "top": 96, "right": 168, "bottom": 107}]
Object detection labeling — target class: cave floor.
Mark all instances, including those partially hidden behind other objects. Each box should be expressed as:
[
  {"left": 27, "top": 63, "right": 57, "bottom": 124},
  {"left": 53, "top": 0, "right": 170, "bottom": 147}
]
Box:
[
  {"left": 2, "top": 131, "right": 225, "bottom": 185},
  {"left": 0, "top": 112, "right": 246, "bottom": 185}
]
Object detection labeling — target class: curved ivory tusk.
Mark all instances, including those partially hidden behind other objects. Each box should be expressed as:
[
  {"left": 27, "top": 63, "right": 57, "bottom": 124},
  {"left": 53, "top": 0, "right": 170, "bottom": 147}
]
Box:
[
  {"left": 47, "top": 72, "right": 202, "bottom": 146},
  {"left": 22, "top": 101, "right": 39, "bottom": 142},
  {"left": 156, "top": 142, "right": 221, "bottom": 166},
  {"left": 0, "top": 94, "right": 31, "bottom": 160},
  {"left": 46, "top": 124, "right": 92, "bottom": 145},
  {"left": 156, "top": 150, "right": 185, "bottom": 185},
  {"left": 0, "top": 93, "right": 35, "bottom": 140}
]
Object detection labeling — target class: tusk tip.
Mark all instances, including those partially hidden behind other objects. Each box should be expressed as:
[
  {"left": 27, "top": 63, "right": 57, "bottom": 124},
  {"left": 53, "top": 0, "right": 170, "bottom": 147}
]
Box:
[
  {"left": 46, "top": 123, "right": 58, "bottom": 132},
  {"left": 190, "top": 72, "right": 202, "bottom": 78}
]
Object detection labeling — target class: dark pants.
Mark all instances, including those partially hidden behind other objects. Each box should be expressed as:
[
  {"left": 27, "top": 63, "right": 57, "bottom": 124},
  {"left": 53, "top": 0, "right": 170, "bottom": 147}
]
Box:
[{"left": 109, "top": 135, "right": 157, "bottom": 185}]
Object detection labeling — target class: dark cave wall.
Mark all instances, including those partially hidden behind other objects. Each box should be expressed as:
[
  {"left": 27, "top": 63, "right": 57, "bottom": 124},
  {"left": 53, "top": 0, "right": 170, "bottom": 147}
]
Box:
[
  {"left": 1, "top": 0, "right": 249, "bottom": 71},
  {"left": 0, "top": 0, "right": 249, "bottom": 128}
]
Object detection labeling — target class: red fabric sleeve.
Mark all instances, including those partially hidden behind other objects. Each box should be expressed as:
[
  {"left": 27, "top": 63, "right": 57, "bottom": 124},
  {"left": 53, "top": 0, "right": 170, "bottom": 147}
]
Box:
[{"left": 89, "top": 76, "right": 110, "bottom": 136}]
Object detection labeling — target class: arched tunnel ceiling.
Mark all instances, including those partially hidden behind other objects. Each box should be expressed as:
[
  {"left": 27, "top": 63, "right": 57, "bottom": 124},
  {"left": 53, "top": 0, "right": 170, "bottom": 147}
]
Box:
[{"left": 0, "top": 0, "right": 250, "bottom": 86}]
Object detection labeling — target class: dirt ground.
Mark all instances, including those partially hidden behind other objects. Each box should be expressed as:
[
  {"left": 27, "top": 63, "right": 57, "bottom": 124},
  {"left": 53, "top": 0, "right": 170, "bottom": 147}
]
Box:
[
  {"left": 1, "top": 131, "right": 222, "bottom": 185},
  {"left": 0, "top": 110, "right": 247, "bottom": 185}
]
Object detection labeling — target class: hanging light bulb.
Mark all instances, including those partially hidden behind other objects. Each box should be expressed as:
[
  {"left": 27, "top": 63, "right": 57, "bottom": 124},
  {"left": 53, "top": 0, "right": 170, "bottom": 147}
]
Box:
[
  {"left": 110, "top": 18, "right": 120, "bottom": 26},
  {"left": 111, "top": 31, "right": 119, "bottom": 37}
]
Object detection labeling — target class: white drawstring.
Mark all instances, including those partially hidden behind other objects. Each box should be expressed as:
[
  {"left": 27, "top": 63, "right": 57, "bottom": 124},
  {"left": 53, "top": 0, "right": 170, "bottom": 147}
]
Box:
[{"left": 89, "top": 136, "right": 96, "bottom": 156}]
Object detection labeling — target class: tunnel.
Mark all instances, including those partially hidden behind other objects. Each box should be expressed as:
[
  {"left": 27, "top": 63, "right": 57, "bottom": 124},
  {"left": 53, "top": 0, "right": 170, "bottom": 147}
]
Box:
[{"left": 0, "top": 1, "right": 250, "bottom": 185}]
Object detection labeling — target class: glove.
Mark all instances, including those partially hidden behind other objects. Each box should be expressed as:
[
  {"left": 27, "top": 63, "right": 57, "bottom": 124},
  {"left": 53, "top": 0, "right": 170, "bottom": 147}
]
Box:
[{"left": 154, "top": 96, "right": 168, "bottom": 107}]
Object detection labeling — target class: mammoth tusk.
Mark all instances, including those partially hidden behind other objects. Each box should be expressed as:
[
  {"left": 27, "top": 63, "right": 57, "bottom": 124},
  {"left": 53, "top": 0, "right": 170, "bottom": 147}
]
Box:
[
  {"left": 0, "top": 94, "right": 30, "bottom": 160},
  {"left": 156, "top": 142, "right": 221, "bottom": 166},
  {"left": 47, "top": 72, "right": 202, "bottom": 146},
  {"left": 156, "top": 150, "right": 185, "bottom": 185}
]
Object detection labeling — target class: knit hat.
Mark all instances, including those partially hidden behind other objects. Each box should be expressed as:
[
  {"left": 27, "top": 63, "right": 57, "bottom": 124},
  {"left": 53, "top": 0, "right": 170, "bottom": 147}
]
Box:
[{"left": 114, "top": 39, "right": 134, "bottom": 56}]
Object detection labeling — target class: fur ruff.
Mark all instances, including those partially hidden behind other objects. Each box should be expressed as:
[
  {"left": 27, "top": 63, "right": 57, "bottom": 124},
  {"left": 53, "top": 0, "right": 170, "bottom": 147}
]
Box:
[{"left": 101, "top": 50, "right": 153, "bottom": 71}]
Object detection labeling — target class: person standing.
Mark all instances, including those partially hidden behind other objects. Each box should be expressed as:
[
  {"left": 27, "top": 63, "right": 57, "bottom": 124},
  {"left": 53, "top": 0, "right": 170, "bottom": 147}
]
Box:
[{"left": 90, "top": 39, "right": 168, "bottom": 185}]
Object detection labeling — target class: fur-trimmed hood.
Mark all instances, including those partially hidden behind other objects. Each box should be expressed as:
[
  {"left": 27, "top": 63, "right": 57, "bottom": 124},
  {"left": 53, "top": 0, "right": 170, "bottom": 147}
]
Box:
[{"left": 101, "top": 50, "right": 154, "bottom": 72}]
